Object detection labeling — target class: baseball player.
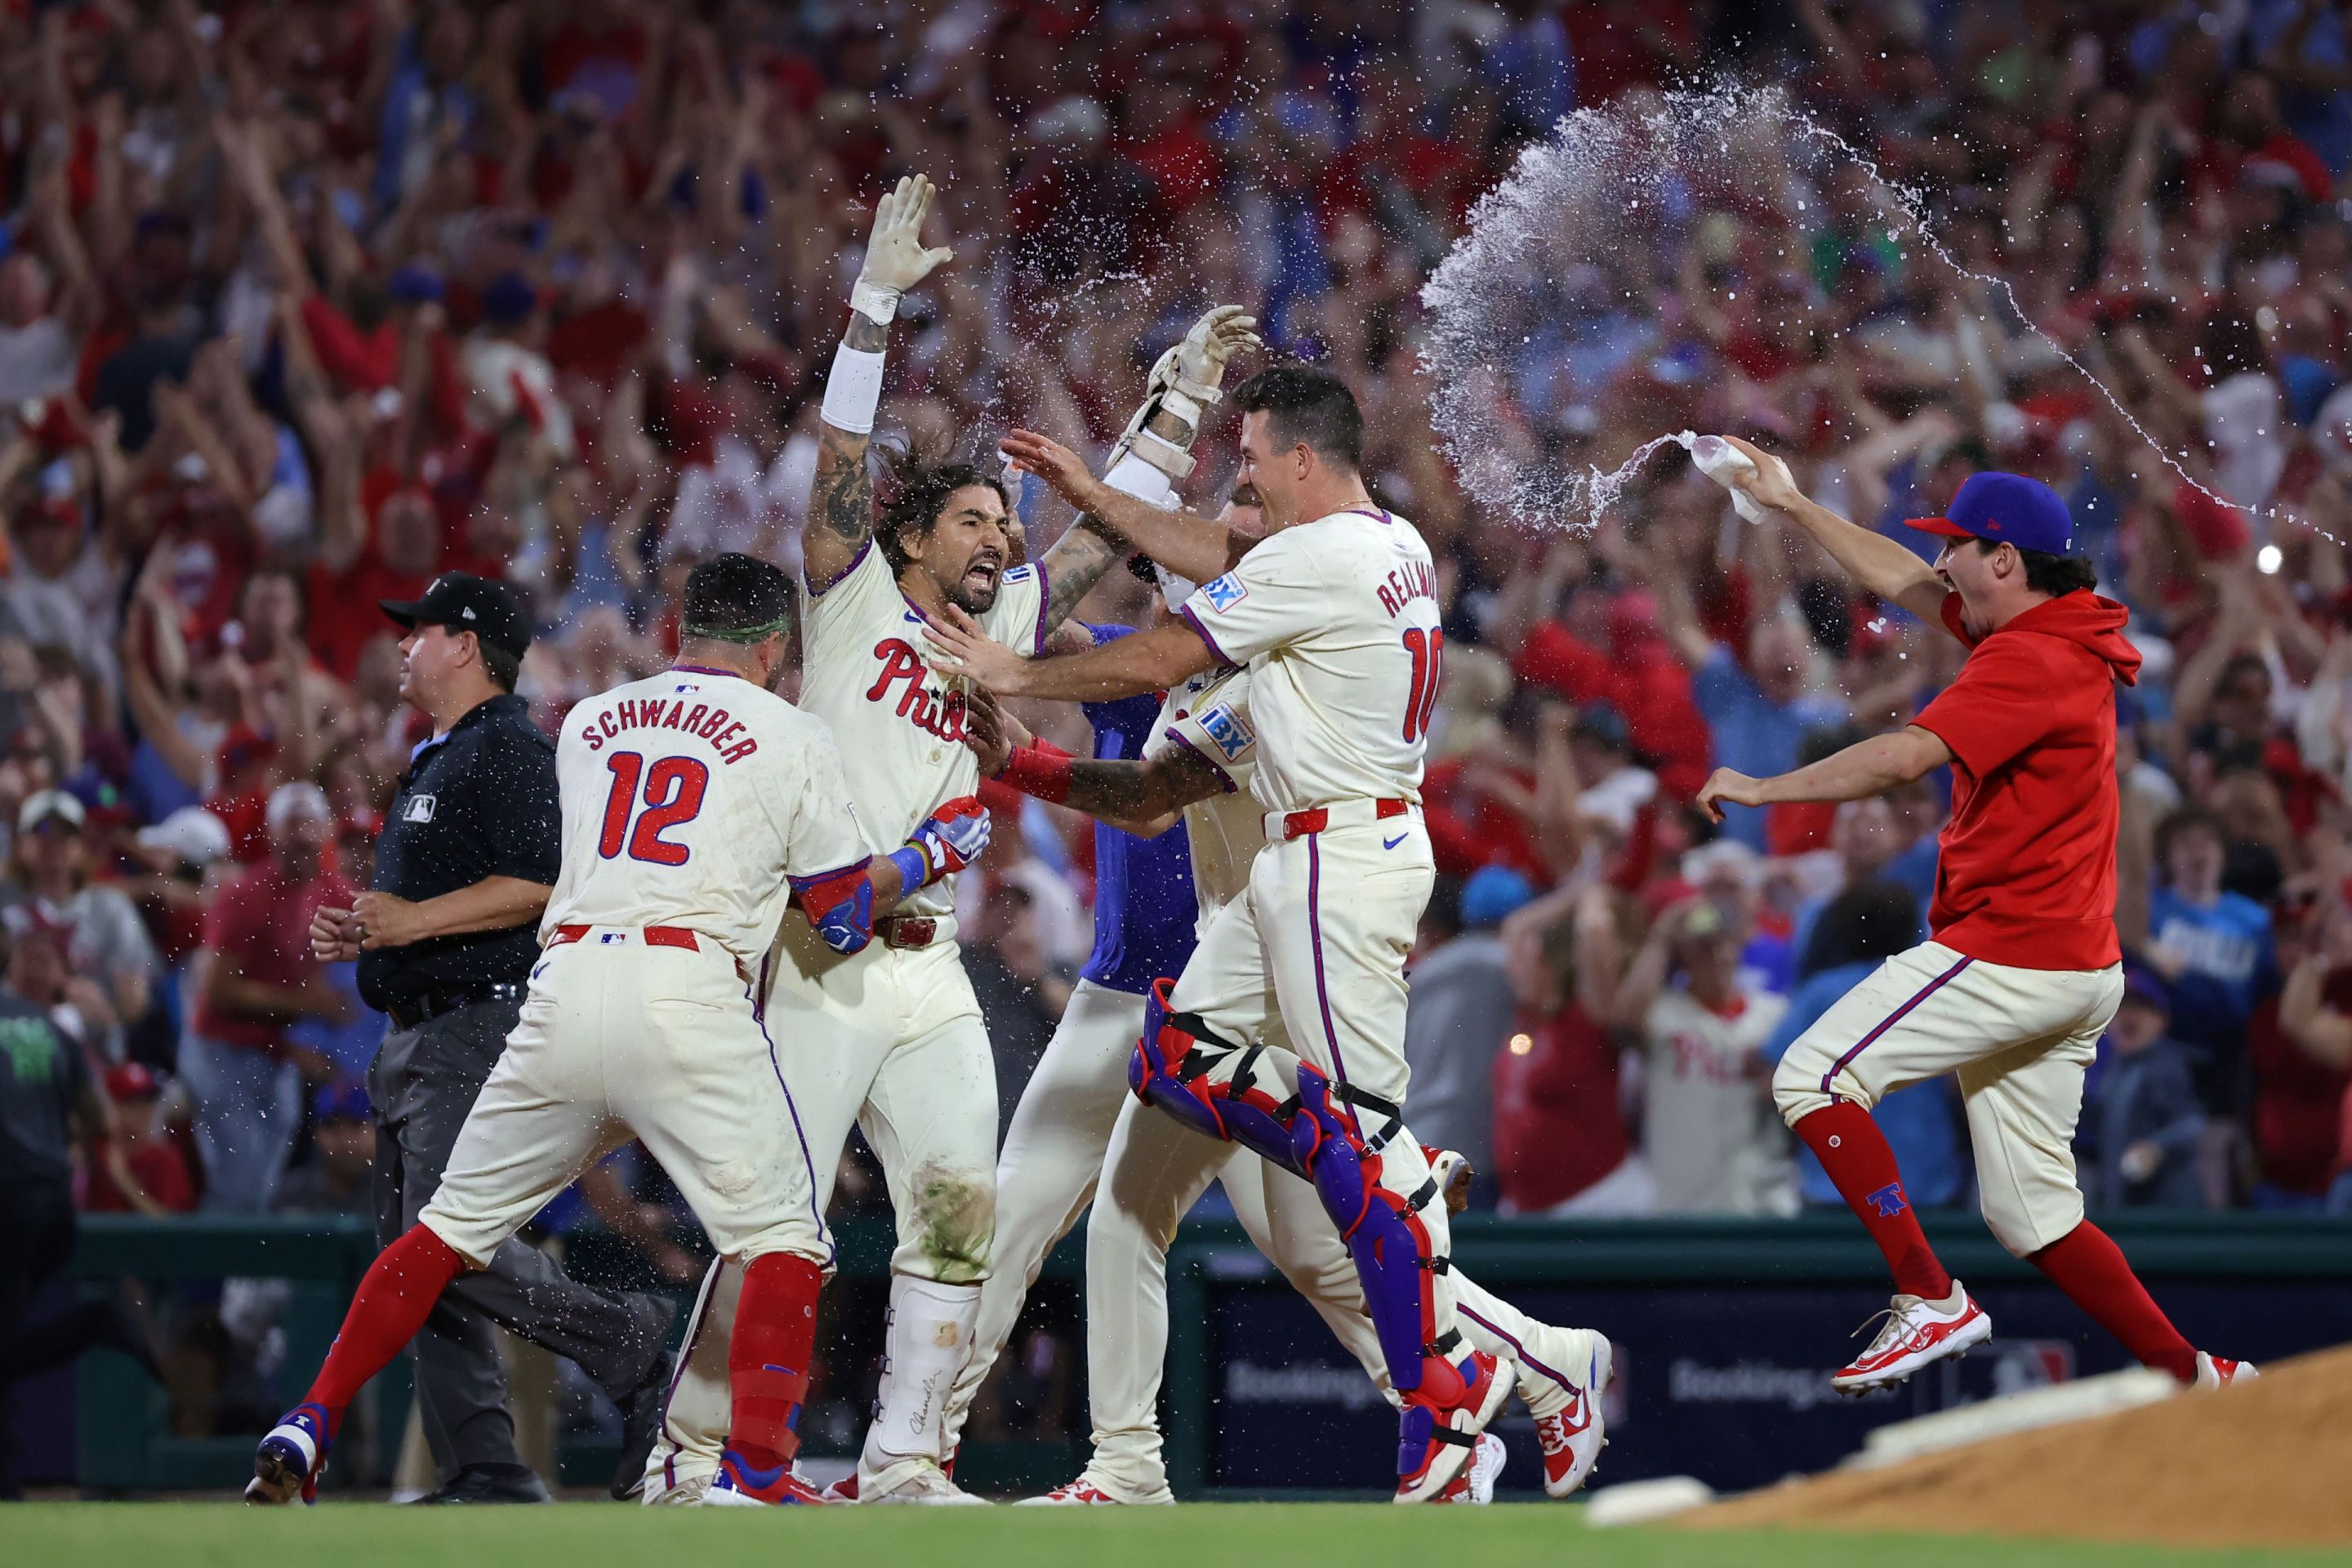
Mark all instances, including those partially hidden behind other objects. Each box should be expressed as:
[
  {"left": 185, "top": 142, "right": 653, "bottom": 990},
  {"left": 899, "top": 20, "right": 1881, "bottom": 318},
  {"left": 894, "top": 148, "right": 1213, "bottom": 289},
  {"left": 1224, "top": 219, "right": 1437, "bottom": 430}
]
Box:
[
  {"left": 927, "top": 365, "right": 1518, "bottom": 1503},
  {"left": 642, "top": 176, "right": 1261, "bottom": 1505},
  {"left": 247, "top": 554, "right": 994, "bottom": 1508},
  {"left": 940, "top": 568, "right": 1612, "bottom": 1505},
  {"left": 1695, "top": 447, "right": 2254, "bottom": 1393}
]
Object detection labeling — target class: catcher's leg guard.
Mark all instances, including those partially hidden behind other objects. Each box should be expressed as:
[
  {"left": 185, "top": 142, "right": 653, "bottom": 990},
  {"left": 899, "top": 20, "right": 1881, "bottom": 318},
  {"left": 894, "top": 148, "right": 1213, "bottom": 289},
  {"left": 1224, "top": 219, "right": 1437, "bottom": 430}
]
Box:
[
  {"left": 1290, "top": 1065, "right": 1454, "bottom": 1396},
  {"left": 1128, "top": 979, "right": 1303, "bottom": 1177}
]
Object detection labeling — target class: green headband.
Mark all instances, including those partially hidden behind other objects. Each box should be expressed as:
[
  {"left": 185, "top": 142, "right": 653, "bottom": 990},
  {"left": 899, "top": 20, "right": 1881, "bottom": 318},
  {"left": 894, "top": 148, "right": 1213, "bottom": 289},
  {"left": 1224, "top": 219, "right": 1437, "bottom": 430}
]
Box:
[{"left": 679, "top": 614, "right": 792, "bottom": 644}]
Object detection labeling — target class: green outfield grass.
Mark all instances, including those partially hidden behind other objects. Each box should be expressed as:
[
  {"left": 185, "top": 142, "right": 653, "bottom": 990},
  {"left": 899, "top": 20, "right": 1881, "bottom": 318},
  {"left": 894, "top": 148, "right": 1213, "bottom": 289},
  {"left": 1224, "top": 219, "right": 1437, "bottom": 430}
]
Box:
[{"left": 7, "top": 1503, "right": 2345, "bottom": 1568}]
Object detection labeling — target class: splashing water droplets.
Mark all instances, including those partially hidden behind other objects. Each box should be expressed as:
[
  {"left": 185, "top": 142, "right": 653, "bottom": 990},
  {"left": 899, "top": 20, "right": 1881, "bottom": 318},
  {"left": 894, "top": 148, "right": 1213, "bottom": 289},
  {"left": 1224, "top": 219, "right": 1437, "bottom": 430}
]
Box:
[{"left": 1419, "top": 82, "right": 2334, "bottom": 545}]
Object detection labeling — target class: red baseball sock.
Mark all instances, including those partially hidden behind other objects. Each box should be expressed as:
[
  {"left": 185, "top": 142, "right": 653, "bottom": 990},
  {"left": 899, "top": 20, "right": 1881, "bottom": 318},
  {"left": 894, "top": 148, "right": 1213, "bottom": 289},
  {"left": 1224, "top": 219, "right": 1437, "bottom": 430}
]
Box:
[
  {"left": 302, "top": 1226, "right": 467, "bottom": 1430},
  {"left": 727, "top": 1252, "right": 825, "bottom": 1472},
  {"left": 1794, "top": 1102, "right": 1953, "bottom": 1301},
  {"left": 2026, "top": 1222, "right": 2197, "bottom": 1381}
]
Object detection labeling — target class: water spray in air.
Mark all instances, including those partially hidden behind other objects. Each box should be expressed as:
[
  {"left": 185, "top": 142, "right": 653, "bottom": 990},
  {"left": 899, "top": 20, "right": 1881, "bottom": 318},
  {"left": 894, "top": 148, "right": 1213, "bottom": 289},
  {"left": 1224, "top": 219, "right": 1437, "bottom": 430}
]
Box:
[{"left": 1420, "top": 82, "right": 2331, "bottom": 545}]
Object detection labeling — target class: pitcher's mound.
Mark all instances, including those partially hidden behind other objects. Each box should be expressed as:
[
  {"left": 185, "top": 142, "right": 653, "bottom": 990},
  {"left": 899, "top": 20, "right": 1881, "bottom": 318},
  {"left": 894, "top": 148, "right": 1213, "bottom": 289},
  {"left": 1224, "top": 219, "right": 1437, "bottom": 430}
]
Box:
[{"left": 1683, "top": 1344, "right": 2352, "bottom": 1549}]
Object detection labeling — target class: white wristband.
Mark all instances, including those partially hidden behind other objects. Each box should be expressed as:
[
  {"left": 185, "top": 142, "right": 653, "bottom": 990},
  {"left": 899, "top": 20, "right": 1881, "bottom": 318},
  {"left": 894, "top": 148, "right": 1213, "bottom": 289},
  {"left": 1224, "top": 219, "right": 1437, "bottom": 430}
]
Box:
[
  {"left": 1103, "top": 452, "right": 1179, "bottom": 510},
  {"left": 849, "top": 279, "right": 900, "bottom": 327},
  {"left": 821, "top": 340, "right": 888, "bottom": 435}
]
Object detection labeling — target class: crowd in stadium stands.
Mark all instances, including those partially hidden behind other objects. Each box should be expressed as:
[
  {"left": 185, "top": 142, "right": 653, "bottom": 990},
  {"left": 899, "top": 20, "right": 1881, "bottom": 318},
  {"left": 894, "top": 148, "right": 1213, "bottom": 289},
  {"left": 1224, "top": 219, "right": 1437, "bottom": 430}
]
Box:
[{"left": 2, "top": 0, "right": 2352, "bottom": 1349}]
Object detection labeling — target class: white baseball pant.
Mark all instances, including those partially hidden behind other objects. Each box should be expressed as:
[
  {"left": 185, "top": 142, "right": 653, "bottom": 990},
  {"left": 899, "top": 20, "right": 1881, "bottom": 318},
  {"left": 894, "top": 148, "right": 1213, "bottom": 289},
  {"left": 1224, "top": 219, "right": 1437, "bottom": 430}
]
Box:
[
  {"left": 648, "top": 918, "right": 1000, "bottom": 1498},
  {"left": 1772, "top": 939, "right": 2125, "bottom": 1256},
  {"left": 941, "top": 969, "right": 1601, "bottom": 1501},
  {"left": 419, "top": 931, "right": 826, "bottom": 1270}
]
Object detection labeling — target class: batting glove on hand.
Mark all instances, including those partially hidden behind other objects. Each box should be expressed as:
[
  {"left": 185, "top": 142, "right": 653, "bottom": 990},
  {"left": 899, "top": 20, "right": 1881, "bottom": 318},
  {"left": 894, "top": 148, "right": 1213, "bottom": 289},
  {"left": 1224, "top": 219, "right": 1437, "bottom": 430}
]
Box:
[
  {"left": 898, "top": 796, "right": 991, "bottom": 889},
  {"left": 853, "top": 173, "right": 955, "bottom": 324},
  {"left": 1174, "top": 304, "right": 1262, "bottom": 394}
]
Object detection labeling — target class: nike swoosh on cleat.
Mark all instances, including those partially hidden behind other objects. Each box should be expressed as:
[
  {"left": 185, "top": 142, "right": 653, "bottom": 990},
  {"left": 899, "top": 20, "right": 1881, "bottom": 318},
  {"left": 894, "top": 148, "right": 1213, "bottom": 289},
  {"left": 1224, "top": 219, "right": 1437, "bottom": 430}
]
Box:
[{"left": 1383, "top": 833, "right": 1407, "bottom": 849}]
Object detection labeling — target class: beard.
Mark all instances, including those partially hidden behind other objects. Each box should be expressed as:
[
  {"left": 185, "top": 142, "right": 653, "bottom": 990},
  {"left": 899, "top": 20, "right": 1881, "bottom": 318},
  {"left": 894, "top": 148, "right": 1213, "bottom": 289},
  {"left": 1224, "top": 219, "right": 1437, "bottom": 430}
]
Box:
[{"left": 946, "top": 576, "right": 1001, "bottom": 615}]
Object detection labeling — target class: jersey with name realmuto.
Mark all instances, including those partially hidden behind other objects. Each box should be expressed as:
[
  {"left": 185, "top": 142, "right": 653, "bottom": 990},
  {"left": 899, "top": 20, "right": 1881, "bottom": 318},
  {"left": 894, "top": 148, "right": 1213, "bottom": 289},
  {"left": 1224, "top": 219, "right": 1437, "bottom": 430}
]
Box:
[{"left": 1175, "top": 506, "right": 1440, "bottom": 814}]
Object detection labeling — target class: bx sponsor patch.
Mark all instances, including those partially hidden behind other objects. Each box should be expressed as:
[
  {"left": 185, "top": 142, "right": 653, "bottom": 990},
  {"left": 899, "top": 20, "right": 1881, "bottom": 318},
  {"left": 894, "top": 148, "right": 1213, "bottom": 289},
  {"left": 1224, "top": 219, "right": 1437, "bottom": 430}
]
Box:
[
  {"left": 1197, "top": 703, "right": 1255, "bottom": 760},
  {"left": 1200, "top": 573, "right": 1248, "bottom": 612}
]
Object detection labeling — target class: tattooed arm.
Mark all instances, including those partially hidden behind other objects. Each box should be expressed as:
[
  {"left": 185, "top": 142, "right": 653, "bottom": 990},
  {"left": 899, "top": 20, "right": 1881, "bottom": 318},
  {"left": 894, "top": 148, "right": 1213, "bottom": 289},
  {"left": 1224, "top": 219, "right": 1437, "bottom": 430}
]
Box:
[
  {"left": 1059, "top": 743, "right": 1232, "bottom": 838},
  {"left": 804, "top": 310, "right": 890, "bottom": 594},
  {"left": 803, "top": 174, "right": 955, "bottom": 595}
]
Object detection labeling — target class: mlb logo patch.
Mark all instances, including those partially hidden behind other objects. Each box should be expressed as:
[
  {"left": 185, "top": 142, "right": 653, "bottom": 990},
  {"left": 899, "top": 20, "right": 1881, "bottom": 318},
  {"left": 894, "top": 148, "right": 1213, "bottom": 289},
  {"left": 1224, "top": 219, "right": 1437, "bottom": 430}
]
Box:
[
  {"left": 1200, "top": 573, "right": 1248, "bottom": 612},
  {"left": 1197, "top": 703, "right": 1255, "bottom": 761},
  {"left": 403, "top": 794, "right": 437, "bottom": 824}
]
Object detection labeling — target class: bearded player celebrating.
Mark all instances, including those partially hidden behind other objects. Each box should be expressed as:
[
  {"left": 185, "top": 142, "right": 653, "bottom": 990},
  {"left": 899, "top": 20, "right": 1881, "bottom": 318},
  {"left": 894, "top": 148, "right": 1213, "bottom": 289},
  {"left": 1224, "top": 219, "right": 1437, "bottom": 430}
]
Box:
[{"left": 644, "top": 174, "right": 1262, "bottom": 1506}]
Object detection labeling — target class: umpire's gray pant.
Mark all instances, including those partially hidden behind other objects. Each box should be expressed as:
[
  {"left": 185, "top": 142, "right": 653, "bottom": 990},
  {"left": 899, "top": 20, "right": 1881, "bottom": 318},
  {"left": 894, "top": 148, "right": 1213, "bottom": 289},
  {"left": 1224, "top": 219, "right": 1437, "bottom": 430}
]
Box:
[{"left": 368, "top": 996, "right": 670, "bottom": 1481}]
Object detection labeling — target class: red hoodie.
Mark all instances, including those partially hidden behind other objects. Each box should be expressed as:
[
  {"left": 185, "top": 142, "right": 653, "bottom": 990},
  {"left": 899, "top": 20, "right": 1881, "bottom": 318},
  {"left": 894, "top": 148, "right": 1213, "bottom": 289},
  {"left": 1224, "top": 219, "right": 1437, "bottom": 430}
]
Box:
[{"left": 1910, "top": 590, "right": 2140, "bottom": 972}]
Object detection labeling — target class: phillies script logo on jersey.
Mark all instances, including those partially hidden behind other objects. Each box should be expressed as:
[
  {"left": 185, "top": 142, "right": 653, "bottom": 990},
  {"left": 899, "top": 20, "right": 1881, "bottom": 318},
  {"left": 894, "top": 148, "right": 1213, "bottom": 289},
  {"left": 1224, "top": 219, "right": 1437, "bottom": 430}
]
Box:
[{"left": 866, "top": 638, "right": 970, "bottom": 742}]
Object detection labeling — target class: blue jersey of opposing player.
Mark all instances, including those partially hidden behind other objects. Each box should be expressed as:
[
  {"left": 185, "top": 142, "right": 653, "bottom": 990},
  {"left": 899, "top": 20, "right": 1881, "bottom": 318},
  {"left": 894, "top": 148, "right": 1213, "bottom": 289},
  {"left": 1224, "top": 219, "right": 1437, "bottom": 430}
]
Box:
[{"left": 1078, "top": 626, "right": 1201, "bottom": 994}]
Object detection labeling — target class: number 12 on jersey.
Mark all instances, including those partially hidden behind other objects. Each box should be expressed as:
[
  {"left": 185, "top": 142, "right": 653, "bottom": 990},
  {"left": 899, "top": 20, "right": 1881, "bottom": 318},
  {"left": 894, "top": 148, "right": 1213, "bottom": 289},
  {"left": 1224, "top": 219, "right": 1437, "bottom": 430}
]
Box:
[
  {"left": 1401, "top": 626, "right": 1444, "bottom": 743},
  {"left": 599, "top": 751, "right": 710, "bottom": 866}
]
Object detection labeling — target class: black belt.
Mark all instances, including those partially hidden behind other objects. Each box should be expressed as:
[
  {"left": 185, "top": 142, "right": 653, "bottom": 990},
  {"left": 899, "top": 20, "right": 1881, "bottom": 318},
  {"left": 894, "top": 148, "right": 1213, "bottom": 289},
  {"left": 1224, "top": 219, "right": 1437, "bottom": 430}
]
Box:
[{"left": 384, "top": 982, "right": 527, "bottom": 1031}]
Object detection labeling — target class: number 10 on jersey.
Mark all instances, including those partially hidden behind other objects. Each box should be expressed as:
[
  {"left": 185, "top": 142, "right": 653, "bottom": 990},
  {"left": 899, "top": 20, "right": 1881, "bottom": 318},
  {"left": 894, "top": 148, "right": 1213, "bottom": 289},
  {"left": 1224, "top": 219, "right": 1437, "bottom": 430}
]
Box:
[{"left": 1401, "top": 626, "right": 1443, "bottom": 743}]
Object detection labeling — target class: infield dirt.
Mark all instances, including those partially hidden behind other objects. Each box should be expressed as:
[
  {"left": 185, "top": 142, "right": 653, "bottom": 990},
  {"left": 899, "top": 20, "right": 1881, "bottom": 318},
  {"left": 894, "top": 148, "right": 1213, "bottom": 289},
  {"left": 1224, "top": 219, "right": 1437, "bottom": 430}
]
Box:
[{"left": 1685, "top": 1342, "right": 2352, "bottom": 1549}]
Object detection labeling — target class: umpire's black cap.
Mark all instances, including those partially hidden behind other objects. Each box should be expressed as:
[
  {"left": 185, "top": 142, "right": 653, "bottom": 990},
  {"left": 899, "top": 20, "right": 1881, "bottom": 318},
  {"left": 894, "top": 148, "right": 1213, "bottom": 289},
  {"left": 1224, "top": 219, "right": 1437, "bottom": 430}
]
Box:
[{"left": 380, "top": 572, "right": 532, "bottom": 659}]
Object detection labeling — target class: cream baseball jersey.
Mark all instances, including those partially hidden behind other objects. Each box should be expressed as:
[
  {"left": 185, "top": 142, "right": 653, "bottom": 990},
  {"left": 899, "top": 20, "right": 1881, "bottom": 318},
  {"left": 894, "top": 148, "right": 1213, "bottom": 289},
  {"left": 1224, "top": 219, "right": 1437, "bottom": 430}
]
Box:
[
  {"left": 1147, "top": 664, "right": 1265, "bottom": 921},
  {"left": 1174, "top": 506, "right": 1441, "bottom": 813},
  {"left": 800, "top": 541, "right": 1047, "bottom": 918},
  {"left": 545, "top": 668, "right": 870, "bottom": 962}
]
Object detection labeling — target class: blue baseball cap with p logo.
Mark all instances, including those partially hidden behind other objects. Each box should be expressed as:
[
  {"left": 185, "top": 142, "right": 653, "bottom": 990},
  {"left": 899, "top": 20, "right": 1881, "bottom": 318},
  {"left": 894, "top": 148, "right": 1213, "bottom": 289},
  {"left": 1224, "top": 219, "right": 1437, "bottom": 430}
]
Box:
[{"left": 1904, "top": 471, "right": 2074, "bottom": 555}]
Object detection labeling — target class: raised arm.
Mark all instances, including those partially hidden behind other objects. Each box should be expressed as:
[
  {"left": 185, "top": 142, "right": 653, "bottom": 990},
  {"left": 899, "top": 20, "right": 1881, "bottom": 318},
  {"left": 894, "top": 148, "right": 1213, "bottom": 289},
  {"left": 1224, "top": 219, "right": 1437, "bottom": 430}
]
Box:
[
  {"left": 803, "top": 174, "right": 956, "bottom": 593},
  {"left": 1031, "top": 306, "right": 1263, "bottom": 635},
  {"left": 1720, "top": 434, "right": 1946, "bottom": 625}
]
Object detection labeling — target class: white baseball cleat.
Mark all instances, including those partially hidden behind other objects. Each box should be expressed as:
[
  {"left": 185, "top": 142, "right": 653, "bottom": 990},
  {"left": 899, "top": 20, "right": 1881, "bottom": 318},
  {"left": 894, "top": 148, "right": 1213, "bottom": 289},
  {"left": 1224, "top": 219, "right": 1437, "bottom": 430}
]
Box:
[
  {"left": 1013, "top": 1472, "right": 1171, "bottom": 1506},
  {"left": 1428, "top": 1432, "right": 1505, "bottom": 1504},
  {"left": 1531, "top": 1336, "right": 1611, "bottom": 1498},
  {"left": 2194, "top": 1352, "right": 2258, "bottom": 1388},
  {"left": 1832, "top": 1283, "right": 1991, "bottom": 1393},
  {"left": 862, "top": 1461, "right": 992, "bottom": 1505}
]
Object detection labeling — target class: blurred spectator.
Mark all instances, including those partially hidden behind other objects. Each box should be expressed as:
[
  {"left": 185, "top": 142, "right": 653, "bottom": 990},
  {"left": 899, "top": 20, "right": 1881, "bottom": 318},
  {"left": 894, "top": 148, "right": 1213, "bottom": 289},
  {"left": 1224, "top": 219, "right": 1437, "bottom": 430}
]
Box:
[
  {"left": 2270, "top": 898, "right": 2352, "bottom": 1205},
  {"left": 1763, "top": 880, "right": 1962, "bottom": 1211},
  {"left": 181, "top": 782, "right": 355, "bottom": 1213},
  {"left": 1614, "top": 898, "right": 1794, "bottom": 1215},
  {"left": 2083, "top": 969, "right": 2210, "bottom": 1209},
  {"left": 274, "top": 1080, "right": 375, "bottom": 1219},
  {"left": 2145, "top": 805, "right": 2275, "bottom": 1110},
  {"left": 1403, "top": 866, "right": 1533, "bottom": 1174},
  {"left": 966, "top": 881, "right": 1071, "bottom": 1135},
  {"left": 81, "top": 1062, "right": 196, "bottom": 1217},
  {"left": 0, "top": 922, "right": 158, "bottom": 1495},
  {"left": 1491, "top": 886, "right": 1645, "bottom": 1215},
  {"left": 2, "top": 791, "right": 160, "bottom": 1064}
]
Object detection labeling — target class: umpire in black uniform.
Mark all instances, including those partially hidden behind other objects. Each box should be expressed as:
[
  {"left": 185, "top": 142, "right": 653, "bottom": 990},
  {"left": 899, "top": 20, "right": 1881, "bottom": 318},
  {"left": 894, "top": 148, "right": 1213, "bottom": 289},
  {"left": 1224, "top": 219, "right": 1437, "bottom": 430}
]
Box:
[{"left": 309, "top": 573, "right": 671, "bottom": 1502}]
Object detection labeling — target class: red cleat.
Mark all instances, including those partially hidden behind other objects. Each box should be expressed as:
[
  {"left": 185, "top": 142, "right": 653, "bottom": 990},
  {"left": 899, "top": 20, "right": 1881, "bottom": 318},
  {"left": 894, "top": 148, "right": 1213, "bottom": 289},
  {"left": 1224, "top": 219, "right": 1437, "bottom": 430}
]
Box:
[
  {"left": 2194, "top": 1352, "right": 2258, "bottom": 1388},
  {"left": 1832, "top": 1284, "right": 1991, "bottom": 1394},
  {"left": 1396, "top": 1351, "right": 1514, "bottom": 1504}
]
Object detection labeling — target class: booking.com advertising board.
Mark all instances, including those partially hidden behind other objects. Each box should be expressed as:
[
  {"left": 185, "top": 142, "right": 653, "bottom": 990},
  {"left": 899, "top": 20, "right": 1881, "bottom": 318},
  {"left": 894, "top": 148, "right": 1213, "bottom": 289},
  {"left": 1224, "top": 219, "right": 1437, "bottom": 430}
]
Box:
[{"left": 1171, "top": 1216, "right": 2352, "bottom": 1497}]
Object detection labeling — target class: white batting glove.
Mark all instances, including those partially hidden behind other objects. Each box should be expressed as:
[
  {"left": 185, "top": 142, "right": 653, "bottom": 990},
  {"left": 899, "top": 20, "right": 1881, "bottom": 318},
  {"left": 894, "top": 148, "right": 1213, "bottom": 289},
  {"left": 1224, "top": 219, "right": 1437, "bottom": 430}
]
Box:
[
  {"left": 852, "top": 173, "right": 956, "bottom": 326},
  {"left": 1169, "top": 304, "right": 1263, "bottom": 399}
]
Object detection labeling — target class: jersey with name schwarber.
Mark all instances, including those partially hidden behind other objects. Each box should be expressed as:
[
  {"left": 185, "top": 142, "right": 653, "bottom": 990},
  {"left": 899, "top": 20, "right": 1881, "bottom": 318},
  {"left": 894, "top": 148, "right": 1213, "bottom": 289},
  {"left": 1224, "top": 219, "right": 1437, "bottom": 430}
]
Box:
[
  {"left": 546, "top": 669, "right": 870, "bottom": 964},
  {"left": 800, "top": 539, "right": 1047, "bottom": 918},
  {"left": 1147, "top": 663, "right": 1267, "bottom": 923},
  {"left": 1175, "top": 506, "right": 1439, "bottom": 814}
]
